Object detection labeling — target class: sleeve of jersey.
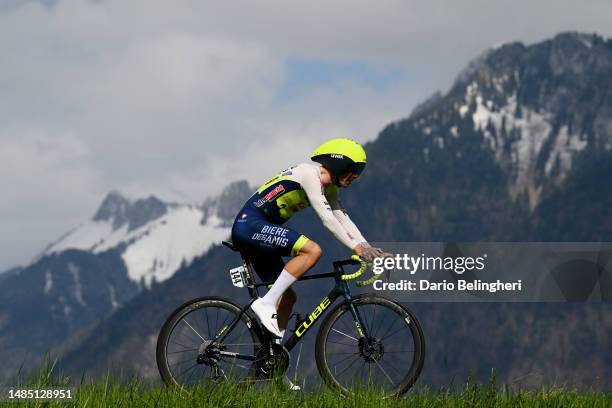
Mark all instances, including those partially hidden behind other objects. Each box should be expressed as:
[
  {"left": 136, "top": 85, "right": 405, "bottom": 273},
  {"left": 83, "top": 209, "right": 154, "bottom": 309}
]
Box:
[
  {"left": 327, "top": 188, "right": 367, "bottom": 244},
  {"left": 299, "top": 166, "right": 360, "bottom": 250}
]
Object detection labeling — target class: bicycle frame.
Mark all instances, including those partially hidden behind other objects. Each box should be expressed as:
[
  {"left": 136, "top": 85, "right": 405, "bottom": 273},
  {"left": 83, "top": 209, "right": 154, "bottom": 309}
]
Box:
[
  {"left": 212, "top": 259, "right": 370, "bottom": 361},
  {"left": 283, "top": 270, "right": 368, "bottom": 351}
]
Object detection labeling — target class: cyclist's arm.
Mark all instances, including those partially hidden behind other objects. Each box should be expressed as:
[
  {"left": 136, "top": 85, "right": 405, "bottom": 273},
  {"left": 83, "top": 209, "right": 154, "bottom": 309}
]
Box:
[
  {"left": 298, "top": 166, "right": 360, "bottom": 250},
  {"left": 326, "top": 188, "right": 367, "bottom": 244}
]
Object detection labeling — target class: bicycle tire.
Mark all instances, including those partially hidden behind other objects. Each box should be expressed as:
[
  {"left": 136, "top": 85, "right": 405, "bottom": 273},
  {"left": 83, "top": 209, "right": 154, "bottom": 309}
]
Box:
[
  {"left": 314, "top": 294, "right": 425, "bottom": 397},
  {"left": 156, "top": 296, "right": 263, "bottom": 391}
]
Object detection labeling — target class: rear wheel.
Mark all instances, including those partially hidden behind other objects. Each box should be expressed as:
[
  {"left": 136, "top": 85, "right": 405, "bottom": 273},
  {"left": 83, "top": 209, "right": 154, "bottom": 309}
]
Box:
[
  {"left": 315, "top": 294, "right": 425, "bottom": 397},
  {"left": 156, "top": 297, "right": 263, "bottom": 391}
]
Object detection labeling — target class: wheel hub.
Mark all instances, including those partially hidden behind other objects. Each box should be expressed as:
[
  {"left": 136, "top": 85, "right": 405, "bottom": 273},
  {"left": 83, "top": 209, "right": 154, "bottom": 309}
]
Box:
[
  {"left": 358, "top": 337, "right": 384, "bottom": 362},
  {"left": 197, "top": 340, "right": 222, "bottom": 365}
]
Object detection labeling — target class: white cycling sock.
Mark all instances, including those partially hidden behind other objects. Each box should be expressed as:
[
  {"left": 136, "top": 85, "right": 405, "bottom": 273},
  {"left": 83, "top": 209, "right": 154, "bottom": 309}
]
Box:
[{"left": 261, "top": 269, "right": 296, "bottom": 307}]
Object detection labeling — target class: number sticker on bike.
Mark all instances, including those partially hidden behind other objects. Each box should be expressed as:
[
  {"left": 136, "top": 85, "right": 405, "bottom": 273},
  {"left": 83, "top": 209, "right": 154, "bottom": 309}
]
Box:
[{"left": 229, "top": 266, "right": 247, "bottom": 288}]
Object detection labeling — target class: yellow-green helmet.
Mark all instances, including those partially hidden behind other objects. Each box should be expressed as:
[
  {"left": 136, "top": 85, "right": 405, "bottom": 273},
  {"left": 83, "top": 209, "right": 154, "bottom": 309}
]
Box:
[{"left": 311, "top": 138, "right": 367, "bottom": 180}]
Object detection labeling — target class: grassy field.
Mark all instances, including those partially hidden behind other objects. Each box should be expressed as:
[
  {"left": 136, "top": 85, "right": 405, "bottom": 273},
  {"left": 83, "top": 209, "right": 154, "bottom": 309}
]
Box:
[{"left": 3, "top": 360, "right": 611, "bottom": 407}]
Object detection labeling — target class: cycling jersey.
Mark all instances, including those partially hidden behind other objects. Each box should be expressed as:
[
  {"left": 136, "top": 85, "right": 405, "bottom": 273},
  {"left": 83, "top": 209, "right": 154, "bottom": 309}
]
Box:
[{"left": 231, "top": 163, "right": 366, "bottom": 280}]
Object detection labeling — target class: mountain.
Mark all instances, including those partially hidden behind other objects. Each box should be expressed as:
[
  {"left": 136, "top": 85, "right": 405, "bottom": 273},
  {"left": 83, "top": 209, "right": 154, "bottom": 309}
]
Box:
[
  {"left": 0, "top": 266, "right": 21, "bottom": 285},
  {"left": 42, "top": 181, "right": 252, "bottom": 287},
  {"left": 6, "top": 31, "right": 612, "bottom": 389},
  {"left": 0, "top": 181, "right": 252, "bottom": 383},
  {"left": 0, "top": 248, "right": 137, "bottom": 383},
  {"left": 346, "top": 31, "right": 612, "bottom": 241}
]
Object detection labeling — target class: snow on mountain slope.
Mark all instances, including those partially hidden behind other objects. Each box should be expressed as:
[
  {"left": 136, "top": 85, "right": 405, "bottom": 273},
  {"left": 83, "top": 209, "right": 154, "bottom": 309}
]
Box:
[
  {"left": 42, "top": 181, "right": 252, "bottom": 287},
  {"left": 121, "top": 207, "right": 229, "bottom": 285},
  {"left": 44, "top": 221, "right": 118, "bottom": 254}
]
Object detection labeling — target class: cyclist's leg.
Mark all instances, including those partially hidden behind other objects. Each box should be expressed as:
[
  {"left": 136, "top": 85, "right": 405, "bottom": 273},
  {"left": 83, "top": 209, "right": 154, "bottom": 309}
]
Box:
[
  {"left": 232, "top": 215, "right": 317, "bottom": 337},
  {"left": 250, "top": 253, "right": 294, "bottom": 331},
  {"left": 284, "top": 239, "right": 322, "bottom": 278},
  {"left": 274, "top": 240, "right": 321, "bottom": 333},
  {"left": 247, "top": 248, "right": 299, "bottom": 337},
  {"left": 276, "top": 287, "right": 296, "bottom": 332}
]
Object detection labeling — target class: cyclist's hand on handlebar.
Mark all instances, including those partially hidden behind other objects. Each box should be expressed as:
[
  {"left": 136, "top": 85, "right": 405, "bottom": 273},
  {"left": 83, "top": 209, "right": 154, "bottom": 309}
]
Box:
[{"left": 353, "top": 243, "right": 388, "bottom": 263}]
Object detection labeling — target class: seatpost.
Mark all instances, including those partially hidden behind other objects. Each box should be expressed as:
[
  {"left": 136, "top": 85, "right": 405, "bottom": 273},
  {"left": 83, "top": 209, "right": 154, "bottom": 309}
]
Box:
[{"left": 241, "top": 254, "right": 259, "bottom": 298}]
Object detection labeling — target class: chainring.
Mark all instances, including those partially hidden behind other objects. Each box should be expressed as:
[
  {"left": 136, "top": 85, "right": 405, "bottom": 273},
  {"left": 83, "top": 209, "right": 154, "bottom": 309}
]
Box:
[{"left": 248, "top": 343, "right": 290, "bottom": 380}]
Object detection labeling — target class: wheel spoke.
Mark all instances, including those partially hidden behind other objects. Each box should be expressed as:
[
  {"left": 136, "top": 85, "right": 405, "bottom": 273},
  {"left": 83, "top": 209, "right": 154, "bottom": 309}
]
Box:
[
  {"left": 368, "top": 303, "right": 377, "bottom": 337},
  {"left": 225, "top": 322, "right": 247, "bottom": 346},
  {"left": 338, "top": 314, "right": 356, "bottom": 336},
  {"left": 373, "top": 310, "right": 388, "bottom": 338},
  {"left": 204, "top": 307, "right": 212, "bottom": 339},
  {"left": 378, "top": 315, "right": 400, "bottom": 341},
  {"left": 170, "top": 355, "right": 197, "bottom": 368},
  {"left": 383, "top": 359, "right": 404, "bottom": 377},
  {"left": 176, "top": 362, "right": 198, "bottom": 380},
  {"left": 334, "top": 354, "right": 362, "bottom": 379},
  {"left": 167, "top": 348, "right": 199, "bottom": 355},
  {"left": 185, "top": 362, "right": 200, "bottom": 384},
  {"left": 331, "top": 328, "right": 358, "bottom": 341},
  {"left": 326, "top": 339, "right": 356, "bottom": 347},
  {"left": 381, "top": 324, "right": 411, "bottom": 342},
  {"left": 374, "top": 360, "right": 395, "bottom": 386},
  {"left": 170, "top": 339, "right": 195, "bottom": 350},
  {"left": 182, "top": 318, "right": 206, "bottom": 342},
  {"left": 214, "top": 307, "right": 219, "bottom": 337},
  {"left": 174, "top": 329, "right": 202, "bottom": 345},
  {"left": 328, "top": 351, "right": 361, "bottom": 367}
]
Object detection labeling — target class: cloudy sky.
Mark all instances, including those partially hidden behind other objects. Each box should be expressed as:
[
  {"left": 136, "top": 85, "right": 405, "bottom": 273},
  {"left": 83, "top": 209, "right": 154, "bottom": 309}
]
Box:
[{"left": 1, "top": 0, "right": 611, "bottom": 270}]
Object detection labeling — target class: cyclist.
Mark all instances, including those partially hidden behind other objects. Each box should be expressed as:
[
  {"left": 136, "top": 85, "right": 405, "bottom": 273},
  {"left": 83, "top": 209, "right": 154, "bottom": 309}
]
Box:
[{"left": 231, "top": 138, "right": 384, "bottom": 341}]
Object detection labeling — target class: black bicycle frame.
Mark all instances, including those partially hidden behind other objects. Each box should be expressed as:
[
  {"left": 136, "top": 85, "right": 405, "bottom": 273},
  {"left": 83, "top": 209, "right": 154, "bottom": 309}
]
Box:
[{"left": 214, "top": 259, "right": 370, "bottom": 361}]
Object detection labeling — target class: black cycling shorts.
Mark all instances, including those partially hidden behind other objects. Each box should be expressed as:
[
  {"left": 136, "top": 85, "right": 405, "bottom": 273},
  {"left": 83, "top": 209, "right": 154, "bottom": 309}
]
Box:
[{"left": 231, "top": 210, "right": 309, "bottom": 281}]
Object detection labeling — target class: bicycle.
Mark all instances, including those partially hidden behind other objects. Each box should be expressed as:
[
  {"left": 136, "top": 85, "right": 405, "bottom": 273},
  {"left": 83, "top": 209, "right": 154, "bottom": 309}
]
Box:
[{"left": 156, "top": 240, "right": 425, "bottom": 397}]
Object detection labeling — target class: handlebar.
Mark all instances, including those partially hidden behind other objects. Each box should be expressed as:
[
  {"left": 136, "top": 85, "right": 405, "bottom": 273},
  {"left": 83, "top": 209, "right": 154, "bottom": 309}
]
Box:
[
  {"left": 338, "top": 255, "right": 367, "bottom": 280},
  {"left": 337, "top": 255, "right": 381, "bottom": 287}
]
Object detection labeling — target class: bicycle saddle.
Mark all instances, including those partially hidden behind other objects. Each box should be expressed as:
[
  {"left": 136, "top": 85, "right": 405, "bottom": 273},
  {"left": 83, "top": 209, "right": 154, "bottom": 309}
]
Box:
[{"left": 222, "top": 240, "right": 239, "bottom": 252}]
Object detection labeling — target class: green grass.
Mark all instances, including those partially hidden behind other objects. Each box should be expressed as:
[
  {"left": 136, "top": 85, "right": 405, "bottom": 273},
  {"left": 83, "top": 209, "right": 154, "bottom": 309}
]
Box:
[{"left": 4, "top": 359, "right": 611, "bottom": 407}]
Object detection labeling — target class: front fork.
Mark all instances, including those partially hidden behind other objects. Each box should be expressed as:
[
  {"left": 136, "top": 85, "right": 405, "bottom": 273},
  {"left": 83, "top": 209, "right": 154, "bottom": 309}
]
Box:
[{"left": 337, "top": 279, "right": 370, "bottom": 339}]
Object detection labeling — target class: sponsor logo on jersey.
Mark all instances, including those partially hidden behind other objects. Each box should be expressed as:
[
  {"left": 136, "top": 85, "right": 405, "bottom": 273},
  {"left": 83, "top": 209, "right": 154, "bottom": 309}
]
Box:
[{"left": 254, "top": 185, "right": 285, "bottom": 207}]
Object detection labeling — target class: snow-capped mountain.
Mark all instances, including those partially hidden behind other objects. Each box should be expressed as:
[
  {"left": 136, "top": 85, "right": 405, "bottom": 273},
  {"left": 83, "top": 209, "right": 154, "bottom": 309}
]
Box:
[
  {"left": 41, "top": 181, "right": 251, "bottom": 286},
  {"left": 372, "top": 32, "right": 611, "bottom": 219},
  {"left": 447, "top": 32, "right": 610, "bottom": 210},
  {"left": 0, "top": 180, "right": 252, "bottom": 382}
]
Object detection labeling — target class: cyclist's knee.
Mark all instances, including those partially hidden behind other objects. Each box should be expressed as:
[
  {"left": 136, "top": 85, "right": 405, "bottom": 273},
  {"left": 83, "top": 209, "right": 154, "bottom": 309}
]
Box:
[{"left": 301, "top": 240, "right": 322, "bottom": 262}]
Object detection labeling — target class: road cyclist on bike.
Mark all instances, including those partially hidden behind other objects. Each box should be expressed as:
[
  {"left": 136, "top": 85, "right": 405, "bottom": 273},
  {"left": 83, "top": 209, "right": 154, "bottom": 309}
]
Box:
[
  {"left": 156, "top": 140, "right": 425, "bottom": 394},
  {"left": 231, "top": 138, "right": 385, "bottom": 346}
]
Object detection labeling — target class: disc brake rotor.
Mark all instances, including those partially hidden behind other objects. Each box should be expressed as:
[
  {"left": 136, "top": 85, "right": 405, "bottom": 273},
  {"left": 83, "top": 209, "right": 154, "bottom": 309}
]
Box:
[{"left": 359, "top": 337, "right": 384, "bottom": 362}]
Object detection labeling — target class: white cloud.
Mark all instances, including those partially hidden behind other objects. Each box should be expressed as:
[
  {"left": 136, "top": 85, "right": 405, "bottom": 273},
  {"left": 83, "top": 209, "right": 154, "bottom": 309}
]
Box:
[
  {"left": 0, "top": 129, "right": 102, "bottom": 265},
  {"left": 0, "top": 129, "right": 98, "bottom": 213}
]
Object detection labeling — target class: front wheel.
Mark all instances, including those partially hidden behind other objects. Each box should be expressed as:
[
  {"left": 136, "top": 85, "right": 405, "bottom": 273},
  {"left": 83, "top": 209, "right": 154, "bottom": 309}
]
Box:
[{"left": 315, "top": 294, "right": 425, "bottom": 397}]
